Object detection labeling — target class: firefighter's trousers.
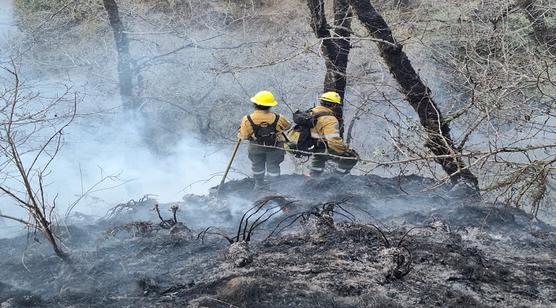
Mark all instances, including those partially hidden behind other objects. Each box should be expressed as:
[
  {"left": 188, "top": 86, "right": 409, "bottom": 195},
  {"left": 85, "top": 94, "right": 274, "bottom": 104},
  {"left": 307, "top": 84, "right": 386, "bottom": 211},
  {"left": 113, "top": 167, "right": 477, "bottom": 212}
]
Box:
[
  {"left": 310, "top": 149, "right": 357, "bottom": 176},
  {"left": 248, "top": 143, "right": 285, "bottom": 180}
]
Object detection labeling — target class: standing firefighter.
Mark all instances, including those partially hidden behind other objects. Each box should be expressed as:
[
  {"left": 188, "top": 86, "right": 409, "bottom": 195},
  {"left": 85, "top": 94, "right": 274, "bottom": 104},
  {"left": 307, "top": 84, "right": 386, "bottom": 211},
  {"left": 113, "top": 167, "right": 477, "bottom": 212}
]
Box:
[
  {"left": 308, "top": 91, "right": 358, "bottom": 176},
  {"left": 238, "top": 90, "right": 291, "bottom": 189}
]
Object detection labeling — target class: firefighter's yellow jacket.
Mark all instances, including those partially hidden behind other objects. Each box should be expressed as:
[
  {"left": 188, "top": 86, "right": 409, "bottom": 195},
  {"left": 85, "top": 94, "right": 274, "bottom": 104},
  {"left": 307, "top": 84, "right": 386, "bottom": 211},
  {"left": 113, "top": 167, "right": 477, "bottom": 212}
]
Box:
[
  {"left": 310, "top": 106, "right": 348, "bottom": 153},
  {"left": 237, "top": 110, "right": 291, "bottom": 142}
]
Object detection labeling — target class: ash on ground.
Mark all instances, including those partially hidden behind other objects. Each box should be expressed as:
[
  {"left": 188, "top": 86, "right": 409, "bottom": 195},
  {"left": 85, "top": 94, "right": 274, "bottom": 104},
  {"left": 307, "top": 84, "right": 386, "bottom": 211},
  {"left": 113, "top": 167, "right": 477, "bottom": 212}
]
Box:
[{"left": 0, "top": 175, "right": 554, "bottom": 307}]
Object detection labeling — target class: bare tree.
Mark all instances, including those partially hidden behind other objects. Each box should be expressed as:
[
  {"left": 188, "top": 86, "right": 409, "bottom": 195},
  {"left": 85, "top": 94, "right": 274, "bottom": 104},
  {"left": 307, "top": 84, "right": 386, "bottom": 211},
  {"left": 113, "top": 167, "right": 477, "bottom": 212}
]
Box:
[
  {"left": 0, "top": 63, "right": 77, "bottom": 261},
  {"left": 517, "top": 0, "right": 556, "bottom": 52},
  {"left": 306, "top": 0, "right": 478, "bottom": 187},
  {"left": 343, "top": 1, "right": 555, "bottom": 213},
  {"left": 350, "top": 0, "right": 478, "bottom": 185}
]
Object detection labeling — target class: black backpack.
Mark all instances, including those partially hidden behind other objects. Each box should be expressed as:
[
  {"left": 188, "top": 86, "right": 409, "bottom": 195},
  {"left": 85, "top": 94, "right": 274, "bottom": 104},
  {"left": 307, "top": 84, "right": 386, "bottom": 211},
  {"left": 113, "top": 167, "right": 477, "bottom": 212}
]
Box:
[
  {"left": 247, "top": 113, "right": 280, "bottom": 146},
  {"left": 289, "top": 109, "right": 330, "bottom": 155}
]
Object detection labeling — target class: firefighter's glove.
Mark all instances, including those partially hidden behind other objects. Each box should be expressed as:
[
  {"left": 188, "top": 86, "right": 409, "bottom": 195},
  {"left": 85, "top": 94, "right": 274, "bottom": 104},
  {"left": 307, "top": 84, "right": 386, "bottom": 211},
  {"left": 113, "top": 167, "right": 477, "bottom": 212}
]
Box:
[
  {"left": 284, "top": 142, "right": 297, "bottom": 152},
  {"left": 345, "top": 148, "right": 359, "bottom": 159}
]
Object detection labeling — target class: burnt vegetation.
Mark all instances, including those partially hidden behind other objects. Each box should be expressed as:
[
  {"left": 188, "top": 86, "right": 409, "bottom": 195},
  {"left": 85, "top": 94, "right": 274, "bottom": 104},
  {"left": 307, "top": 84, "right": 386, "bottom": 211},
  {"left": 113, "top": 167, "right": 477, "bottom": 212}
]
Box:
[
  {"left": 1, "top": 0, "right": 556, "bottom": 307},
  {"left": 2, "top": 174, "right": 555, "bottom": 307}
]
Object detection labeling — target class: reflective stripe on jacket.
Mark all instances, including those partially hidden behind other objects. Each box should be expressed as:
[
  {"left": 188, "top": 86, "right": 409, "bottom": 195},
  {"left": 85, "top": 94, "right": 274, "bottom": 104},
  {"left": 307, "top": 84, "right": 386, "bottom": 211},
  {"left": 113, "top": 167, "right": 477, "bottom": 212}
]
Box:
[
  {"left": 310, "top": 106, "right": 348, "bottom": 153},
  {"left": 237, "top": 110, "right": 291, "bottom": 142}
]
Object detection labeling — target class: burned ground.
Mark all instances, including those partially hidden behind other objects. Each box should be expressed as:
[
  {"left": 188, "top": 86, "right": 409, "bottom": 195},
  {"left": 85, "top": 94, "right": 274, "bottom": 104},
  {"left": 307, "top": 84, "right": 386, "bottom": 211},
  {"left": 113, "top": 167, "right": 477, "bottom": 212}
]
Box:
[{"left": 0, "top": 174, "right": 555, "bottom": 307}]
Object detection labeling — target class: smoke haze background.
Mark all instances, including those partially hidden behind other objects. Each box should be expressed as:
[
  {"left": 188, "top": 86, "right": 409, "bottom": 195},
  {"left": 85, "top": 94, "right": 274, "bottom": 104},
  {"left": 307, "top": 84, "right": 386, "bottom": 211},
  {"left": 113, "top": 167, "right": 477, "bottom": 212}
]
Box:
[
  {"left": 0, "top": 0, "right": 250, "bottom": 237},
  {"left": 0, "top": 93, "right": 241, "bottom": 238},
  {"left": 0, "top": 0, "right": 322, "bottom": 239},
  {"left": 1, "top": 0, "right": 555, "bottom": 238}
]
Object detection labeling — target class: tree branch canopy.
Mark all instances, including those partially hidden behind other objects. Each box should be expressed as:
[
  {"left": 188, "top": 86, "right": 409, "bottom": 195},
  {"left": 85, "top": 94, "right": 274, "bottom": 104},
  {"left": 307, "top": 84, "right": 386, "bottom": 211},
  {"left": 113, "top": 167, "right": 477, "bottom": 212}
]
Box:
[
  {"left": 517, "top": 0, "right": 556, "bottom": 52},
  {"left": 349, "top": 0, "right": 478, "bottom": 186}
]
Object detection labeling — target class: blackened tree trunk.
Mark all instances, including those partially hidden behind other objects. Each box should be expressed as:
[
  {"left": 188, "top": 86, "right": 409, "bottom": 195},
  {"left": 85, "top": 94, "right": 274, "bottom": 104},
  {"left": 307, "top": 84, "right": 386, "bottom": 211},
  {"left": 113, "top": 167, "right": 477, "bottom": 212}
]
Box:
[
  {"left": 306, "top": 0, "right": 352, "bottom": 136},
  {"left": 349, "top": 0, "right": 478, "bottom": 186},
  {"left": 36, "top": 209, "right": 69, "bottom": 261},
  {"left": 329, "top": 0, "right": 352, "bottom": 100},
  {"left": 102, "top": 0, "right": 135, "bottom": 110}
]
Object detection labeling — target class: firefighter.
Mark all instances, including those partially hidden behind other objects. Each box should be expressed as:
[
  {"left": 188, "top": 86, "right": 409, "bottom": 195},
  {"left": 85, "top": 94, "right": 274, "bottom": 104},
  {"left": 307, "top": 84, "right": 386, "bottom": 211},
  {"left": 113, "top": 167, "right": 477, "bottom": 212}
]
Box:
[
  {"left": 238, "top": 90, "right": 291, "bottom": 188},
  {"left": 309, "top": 91, "right": 358, "bottom": 176}
]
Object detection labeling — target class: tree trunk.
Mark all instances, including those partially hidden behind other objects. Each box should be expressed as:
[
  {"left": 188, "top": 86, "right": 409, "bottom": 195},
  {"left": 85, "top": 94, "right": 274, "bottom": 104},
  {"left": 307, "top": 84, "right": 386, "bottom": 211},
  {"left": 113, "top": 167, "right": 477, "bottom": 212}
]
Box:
[
  {"left": 102, "top": 0, "right": 135, "bottom": 110},
  {"left": 329, "top": 0, "right": 352, "bottom": 100},
  {"left": 38, "top": 212, "right": 69, "bottom": 261},
  {"left": 349, "top": 0, "right": 478, "bottom": 186},
  {"left": 306, "top": 0, "right": 352, "bottom": 136}
]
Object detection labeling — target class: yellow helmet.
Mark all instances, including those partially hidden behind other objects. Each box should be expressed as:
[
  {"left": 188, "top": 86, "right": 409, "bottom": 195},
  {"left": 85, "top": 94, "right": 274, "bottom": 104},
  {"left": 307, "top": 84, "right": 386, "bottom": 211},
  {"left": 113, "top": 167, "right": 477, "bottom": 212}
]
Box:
[
  {"left": 319, "top": 91, "right": 342, "bottom": 104},
  {"left": 250, "top": 90, "right": 278, "bottom": 107}
]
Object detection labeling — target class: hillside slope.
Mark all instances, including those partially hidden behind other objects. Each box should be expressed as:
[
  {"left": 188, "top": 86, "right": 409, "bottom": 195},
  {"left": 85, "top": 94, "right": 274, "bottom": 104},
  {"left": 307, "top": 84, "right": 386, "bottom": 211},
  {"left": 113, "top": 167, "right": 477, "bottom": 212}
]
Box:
[{"left": 0, "top": 174, "right": 554, "bottom": 307}]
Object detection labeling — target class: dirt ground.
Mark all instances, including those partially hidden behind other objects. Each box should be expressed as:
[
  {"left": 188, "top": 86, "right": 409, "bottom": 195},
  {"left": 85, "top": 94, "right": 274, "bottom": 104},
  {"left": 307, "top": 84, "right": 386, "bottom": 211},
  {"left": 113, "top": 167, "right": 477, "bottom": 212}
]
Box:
[{"left": 0, "top": 174, "right": 555, "bottom": 307}]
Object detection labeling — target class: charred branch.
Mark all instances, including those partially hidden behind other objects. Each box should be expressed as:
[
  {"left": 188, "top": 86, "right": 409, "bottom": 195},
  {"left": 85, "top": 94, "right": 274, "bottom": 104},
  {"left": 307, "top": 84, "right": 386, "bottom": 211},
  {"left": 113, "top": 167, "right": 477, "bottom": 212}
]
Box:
[
  {"left": 103, "top": 195, "right": 156, "bottom": 220},
  {"left": 154, "top": 204, "right": 184, "bottom": 230},
  {"left": 266, "top": 198, "right": 354, "bottom": 239},
  {"left": 237, "top": 196, "right": 287, "bottom": 242},
  {"left": 197, "top": 226, "right": 234, "bottom": 244},
  {"left": 198, "top": 197, "right": 289, "bottom": 245}
]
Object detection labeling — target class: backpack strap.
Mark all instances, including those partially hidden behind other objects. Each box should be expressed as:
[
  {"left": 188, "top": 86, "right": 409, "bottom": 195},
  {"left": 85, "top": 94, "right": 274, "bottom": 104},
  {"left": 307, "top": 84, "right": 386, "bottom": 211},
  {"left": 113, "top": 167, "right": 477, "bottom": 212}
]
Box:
[
  {"left": 246, "top": 115, "right": 258, "bottom": 141},
  {"left": 312, "top": 111, "right": 332, "bottom": 119},
  {"left": 247, "top": 113, "right": 279, "bottom": 130},
  {"left": 246, "top": 114, "right": 259, "bottom": 129},
  {"left": 310, "top": 111, "right": 336, "bottom": 149},
  {"left": 311, "top": 111, "right": 333, "bottom": 127},
  {"left": 270, "top": 113, "right": 280, "bottom": 129},
  {"left": 247, "top": 113, "right": 280, "bottom": 141}
]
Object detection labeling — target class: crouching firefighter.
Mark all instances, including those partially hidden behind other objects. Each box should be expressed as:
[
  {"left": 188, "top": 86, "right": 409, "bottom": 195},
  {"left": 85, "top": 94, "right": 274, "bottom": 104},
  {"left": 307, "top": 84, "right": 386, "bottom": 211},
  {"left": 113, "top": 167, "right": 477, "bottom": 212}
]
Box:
[
  {"left": 238, "top": 90, "right": 291, "bottom": 189},
  {"left": 290, "top": 91, "right": 358, "bottom": 176}
]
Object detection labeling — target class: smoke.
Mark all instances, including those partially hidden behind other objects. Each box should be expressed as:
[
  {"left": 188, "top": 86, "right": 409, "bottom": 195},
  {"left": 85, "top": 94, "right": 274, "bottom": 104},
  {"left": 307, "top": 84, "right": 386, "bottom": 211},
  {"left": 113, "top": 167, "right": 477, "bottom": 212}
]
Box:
[
  {"left": 0, "top": 105, "right": 237, "bottom": 237},
  {"left": 0, "top": 0, "right": 476, "bottom": 238},
  {"left": 55, "top": 112, "right": 230, "bottom": 210},
  {"left": 0, "top": 0, "right": 257, "bottom": 238},
  {"left": 0, "top": 0, "right": 16, "bottom": 60},
  {"left": 0, "top": 0, "right": 15, "bottom": 32}
]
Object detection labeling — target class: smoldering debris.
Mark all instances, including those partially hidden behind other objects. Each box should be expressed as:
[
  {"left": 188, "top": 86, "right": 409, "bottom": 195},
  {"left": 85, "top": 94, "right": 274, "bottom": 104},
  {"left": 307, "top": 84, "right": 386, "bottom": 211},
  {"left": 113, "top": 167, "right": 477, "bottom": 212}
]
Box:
[{"left": 0, "top": 174, "right": 555, "bottom": 308}]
